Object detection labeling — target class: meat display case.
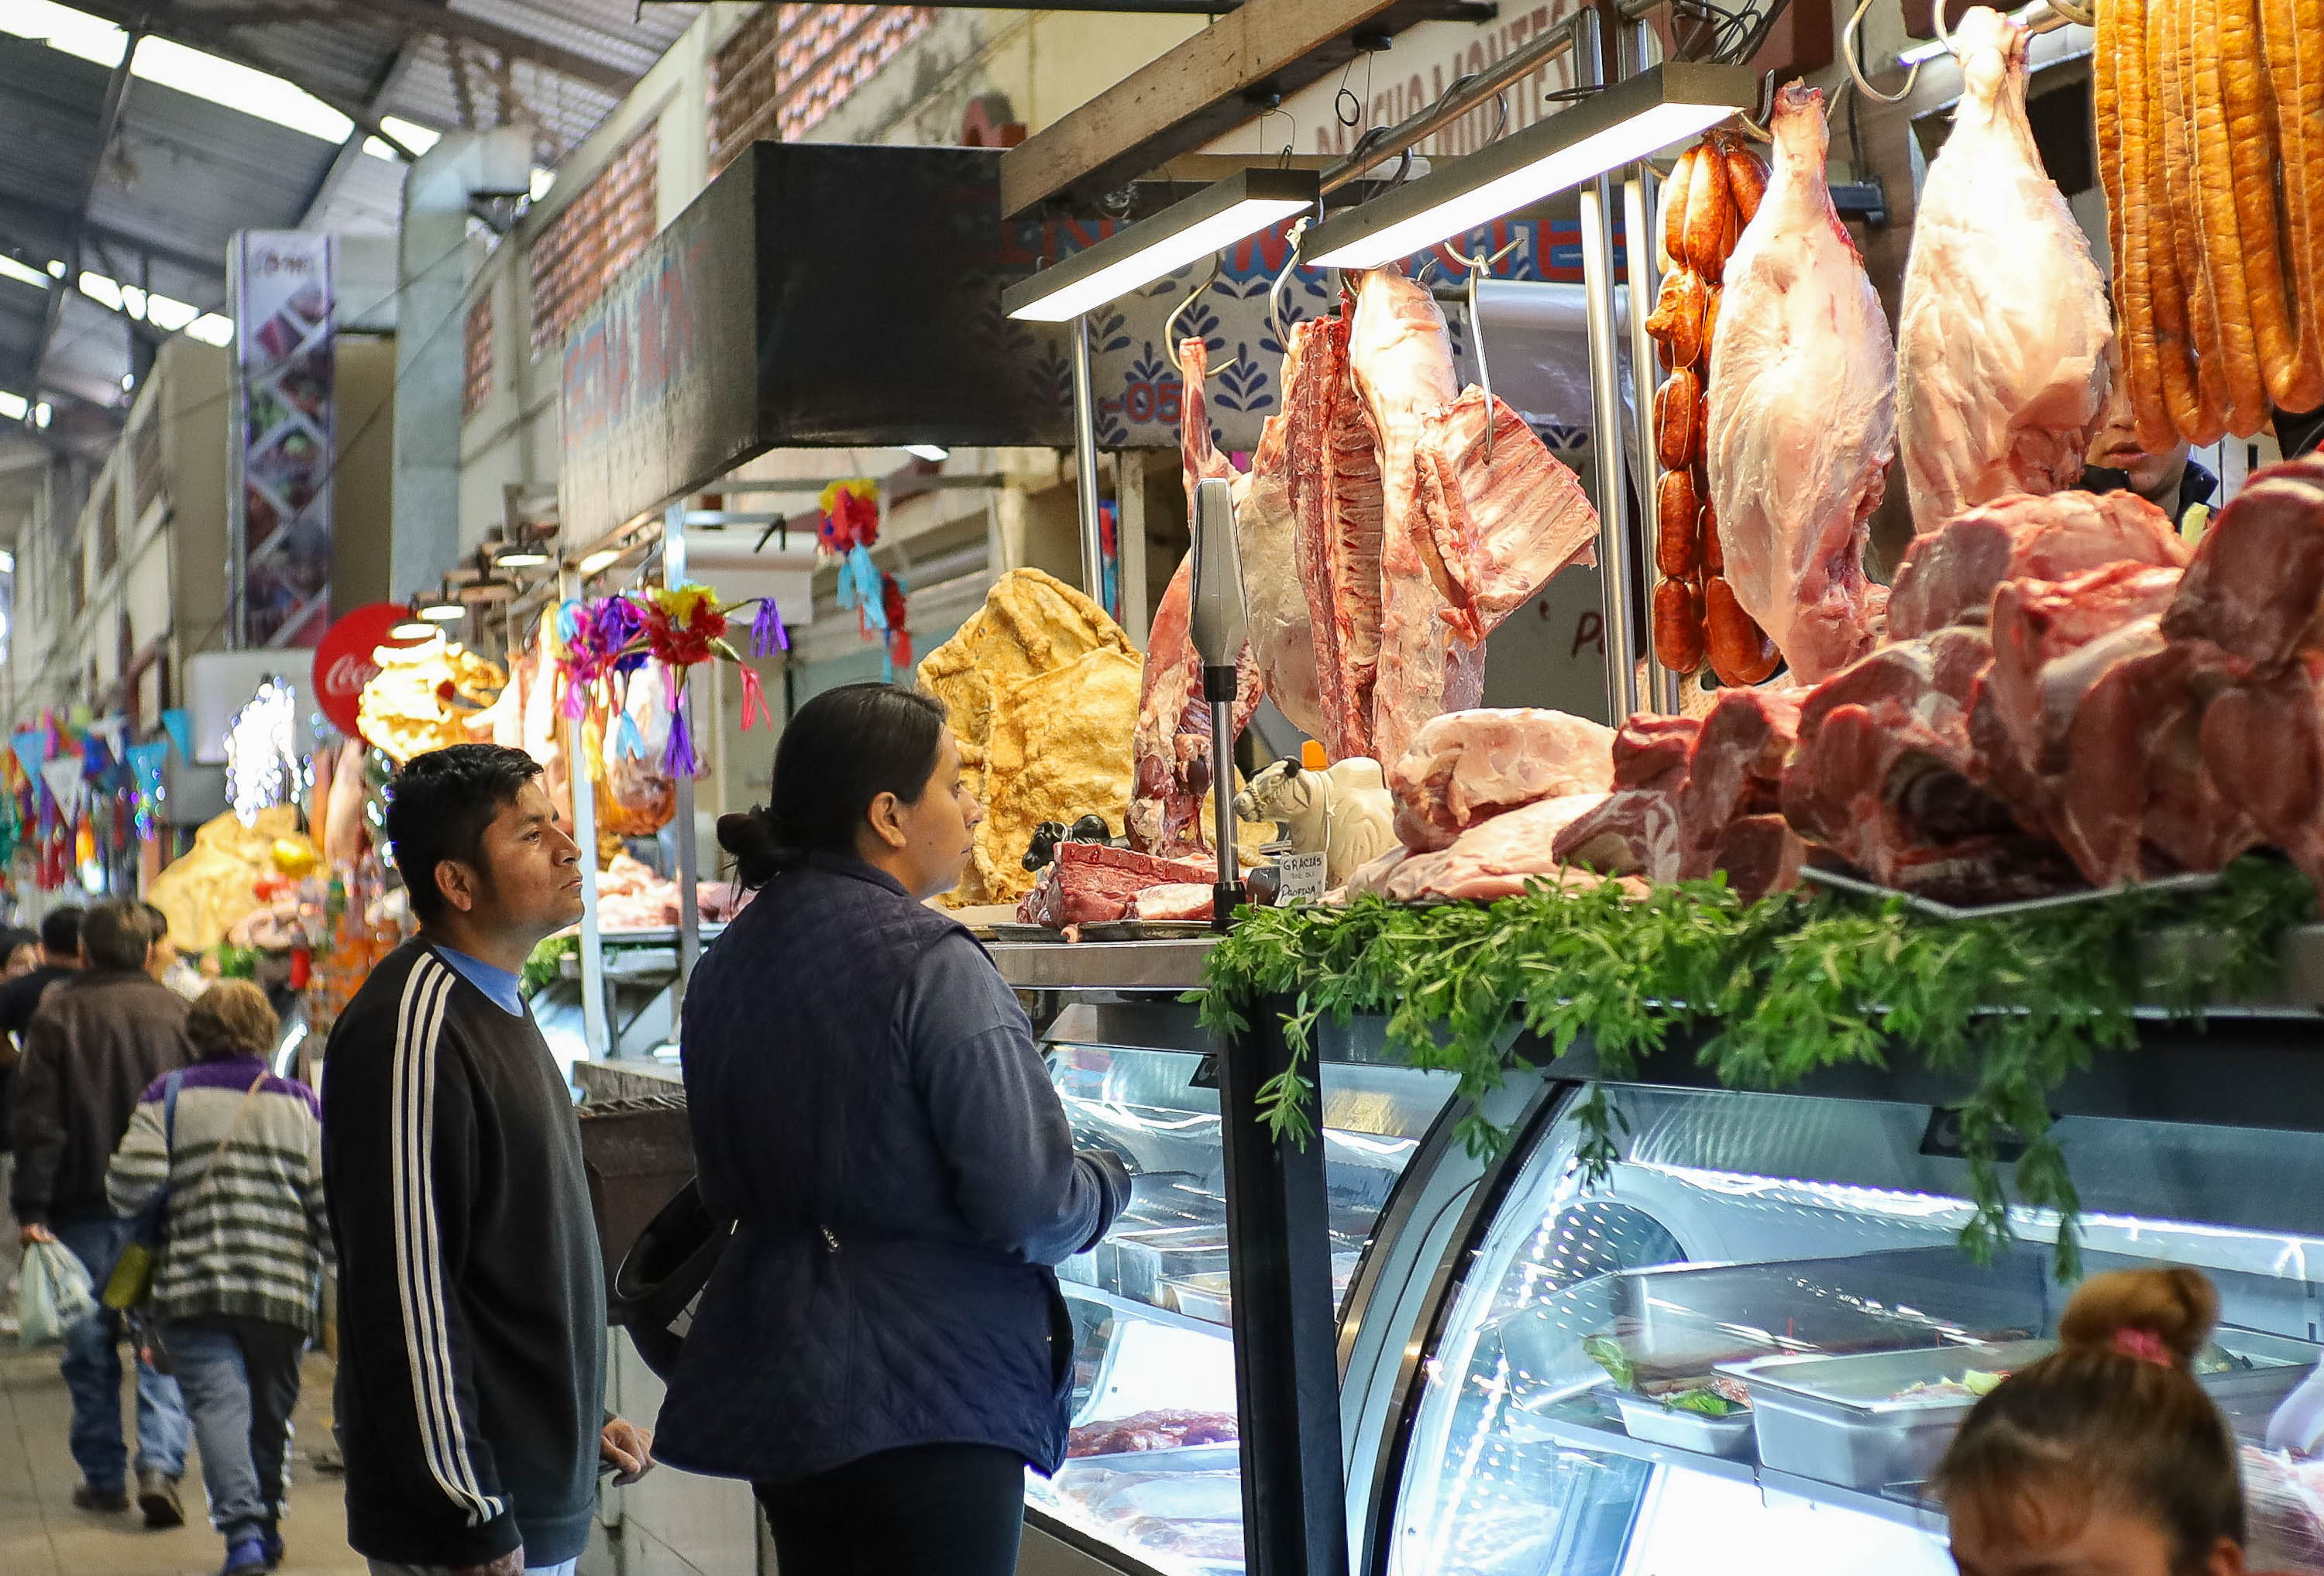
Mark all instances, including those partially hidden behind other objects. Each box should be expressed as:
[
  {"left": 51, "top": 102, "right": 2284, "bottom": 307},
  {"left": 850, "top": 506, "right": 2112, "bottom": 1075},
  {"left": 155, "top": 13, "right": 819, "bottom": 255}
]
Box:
[{"left": 995, "top": 942, "right": 2324, "bottom": 1576}]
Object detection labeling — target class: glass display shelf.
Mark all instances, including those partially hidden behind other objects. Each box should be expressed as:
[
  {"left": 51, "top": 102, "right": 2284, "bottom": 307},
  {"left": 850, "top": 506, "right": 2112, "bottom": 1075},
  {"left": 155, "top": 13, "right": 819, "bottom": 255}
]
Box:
[
  {"left": 1033, "top": 1037, "right": 1457, "bottom": 1576},
  {"left": 1383, "top": 1082, "right": 2324, "bottom": 1576}
]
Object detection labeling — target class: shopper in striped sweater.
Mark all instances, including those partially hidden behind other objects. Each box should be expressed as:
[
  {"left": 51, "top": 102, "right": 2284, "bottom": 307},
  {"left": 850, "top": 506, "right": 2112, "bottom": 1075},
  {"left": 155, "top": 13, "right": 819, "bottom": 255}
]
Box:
[{"left": 108, "top": 979, "right": 330, "bottom": 1576}]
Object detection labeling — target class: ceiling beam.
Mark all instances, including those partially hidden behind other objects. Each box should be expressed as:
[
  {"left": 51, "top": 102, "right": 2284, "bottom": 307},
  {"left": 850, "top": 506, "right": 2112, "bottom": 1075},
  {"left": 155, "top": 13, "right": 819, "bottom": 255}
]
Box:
[
  {"left": 340, "top": 0, "right": 631, "bottom": 94},
  {"left": 301, "top": 39, "right": 409, "bottom": 228},
  {"left": 61, "top": 0, "right": 425, "bottom": 158},
  {"left": 29, "top": 29, "right": 141, "bottom": 400},
  {"left": 997, "top": 0, "right": 1494, "bottom": 216},
  {"left": 0, "top": 198, "right": 227, "bottom": 283}
]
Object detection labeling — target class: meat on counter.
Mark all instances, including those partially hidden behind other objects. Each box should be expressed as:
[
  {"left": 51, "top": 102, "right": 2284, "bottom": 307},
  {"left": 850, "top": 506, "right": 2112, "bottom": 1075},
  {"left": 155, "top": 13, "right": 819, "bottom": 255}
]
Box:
[{"left": 1019, "top": 843, "right": 1220, "bottom": 930}]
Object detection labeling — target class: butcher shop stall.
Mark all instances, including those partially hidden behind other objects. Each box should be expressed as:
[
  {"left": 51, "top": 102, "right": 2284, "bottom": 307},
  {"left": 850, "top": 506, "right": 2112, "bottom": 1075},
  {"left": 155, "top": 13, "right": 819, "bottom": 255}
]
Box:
[{"left": 874, "top": 0, "right": 2324, "bottom": 1573}]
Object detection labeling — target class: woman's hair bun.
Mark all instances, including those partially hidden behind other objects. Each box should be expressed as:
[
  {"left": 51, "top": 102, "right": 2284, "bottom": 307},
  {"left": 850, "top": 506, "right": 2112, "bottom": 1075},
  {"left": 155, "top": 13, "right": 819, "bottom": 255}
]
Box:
[
  {"left": 717, "top": 805, "right": 787, "bottom": 890},
  {"left": 2057, "top": 1265, "right": 2219, "bottom": 1368}
]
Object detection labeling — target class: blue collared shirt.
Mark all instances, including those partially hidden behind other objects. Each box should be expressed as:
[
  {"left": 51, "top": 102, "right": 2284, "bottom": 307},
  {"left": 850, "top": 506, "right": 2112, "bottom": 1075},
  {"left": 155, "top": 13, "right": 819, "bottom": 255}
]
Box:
[{"left": 431, "top": 943, "right": 527, "bottom": 1017}]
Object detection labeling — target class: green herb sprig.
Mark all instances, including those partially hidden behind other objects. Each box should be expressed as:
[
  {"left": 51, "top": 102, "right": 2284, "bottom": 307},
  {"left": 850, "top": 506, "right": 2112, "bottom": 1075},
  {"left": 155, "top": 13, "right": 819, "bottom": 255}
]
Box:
[{"left": 1199, "top": 857, "right": 2313, "bottom": 1277}]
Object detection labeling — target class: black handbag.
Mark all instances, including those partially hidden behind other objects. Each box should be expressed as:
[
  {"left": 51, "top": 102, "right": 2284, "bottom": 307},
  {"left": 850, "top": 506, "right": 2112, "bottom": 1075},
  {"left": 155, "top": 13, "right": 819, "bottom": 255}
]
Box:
[{"left": 610, "top": 1179, "right": 729, "bottom": 1382}]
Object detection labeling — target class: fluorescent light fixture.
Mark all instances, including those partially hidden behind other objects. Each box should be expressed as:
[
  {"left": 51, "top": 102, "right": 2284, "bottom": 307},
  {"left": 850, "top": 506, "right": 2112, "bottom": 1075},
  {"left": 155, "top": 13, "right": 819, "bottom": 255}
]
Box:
[
  {"left": 902, "top": 444, "right": 950, "bottom": 462},
  {"left": 33, "top": 401, "right": 50, "bottom": 427},
  {"left": 531, "top": 167, "right": 556, "bottom": 201},
  {"left": 0, "top": 548, "right": 15, "bottom": 571},
  {"left": 1003, "top": 167, "right": 1318, "bottom": 323},
  {"left": 0, "top": 256, "right": 49, "bottom": 290},
  {"left": 45, "top": 259, "right": 62, "bottom": 278},
  {"left": 418, "top": 599, "right": 466, "bottom": 622},
  {"left": 143, "top": 294, "right": 198, "bottom": 332},
  {"left": 0, "top": 393, "right": 23, "bottom": 421},
  {"left": 78, "top": 271, "right": 122, "bottom": 311},
  {"left": 494, "top": 548, "right": 552, "bottom": 568},
  {"left": 1301, "top": 64, "right": 1761, "bottom": 271},
  {"left": 576, "top": 548, "right": 623, "bottom": 576},
  {"left": 187, "top": 314, "right": 233, "bottom": 346},
  {"left": 388, "top": 620, "right": 440, "bottom": 640}
]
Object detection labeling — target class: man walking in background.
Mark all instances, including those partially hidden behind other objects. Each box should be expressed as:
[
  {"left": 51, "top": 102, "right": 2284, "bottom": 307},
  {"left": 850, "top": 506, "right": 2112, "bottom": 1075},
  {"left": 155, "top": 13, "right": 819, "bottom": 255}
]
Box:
[
  {"left": 326, "top": 744, "right": 652, "bottom": 1576},
  {"left": 10, "top": 900, "right": 193, "bottom": 1526},
  {"left": 0, "top": 905, "right": 81, "bottom": 1310}
]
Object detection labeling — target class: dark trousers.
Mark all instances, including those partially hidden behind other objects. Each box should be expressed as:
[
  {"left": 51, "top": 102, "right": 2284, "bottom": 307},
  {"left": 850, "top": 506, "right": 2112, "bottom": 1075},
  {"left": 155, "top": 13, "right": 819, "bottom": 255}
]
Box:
[{"left": 755, "top": 1444, "right": 1027, "bottom": 1576}]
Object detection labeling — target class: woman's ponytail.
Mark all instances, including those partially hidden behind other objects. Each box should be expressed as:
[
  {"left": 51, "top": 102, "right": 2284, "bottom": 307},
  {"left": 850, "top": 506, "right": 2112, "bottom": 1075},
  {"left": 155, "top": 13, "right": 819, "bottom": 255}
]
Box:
[{"left": 717, "top": 805, "right": 789, "bottom": 891}]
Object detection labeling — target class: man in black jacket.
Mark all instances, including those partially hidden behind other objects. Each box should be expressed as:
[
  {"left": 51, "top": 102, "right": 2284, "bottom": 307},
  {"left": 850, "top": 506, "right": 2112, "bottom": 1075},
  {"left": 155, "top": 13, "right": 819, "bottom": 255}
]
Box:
[
  {"left": 10, "top": 899, "right": 191, "bottom": 1525},
  {"left": 325, "top": 745, "right": 652, "bottom": 1576}
]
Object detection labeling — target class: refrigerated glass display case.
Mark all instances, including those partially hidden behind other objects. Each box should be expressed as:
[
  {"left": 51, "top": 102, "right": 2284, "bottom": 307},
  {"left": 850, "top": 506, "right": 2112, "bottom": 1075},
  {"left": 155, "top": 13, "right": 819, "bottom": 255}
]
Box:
[
  {"left": 1377, "top": 1083, "right": 2324, "bottom": 1576},
  {"left": 1028, "top": 1000, "right": 1459, "bottom": 1576}
]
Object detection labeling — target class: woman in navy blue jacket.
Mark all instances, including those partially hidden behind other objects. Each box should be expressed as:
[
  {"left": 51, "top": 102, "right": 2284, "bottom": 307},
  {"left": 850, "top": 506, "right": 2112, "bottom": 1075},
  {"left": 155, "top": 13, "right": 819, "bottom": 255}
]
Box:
[{"left": 655, "top": 682, "right": 1129, "bottom": 1576}]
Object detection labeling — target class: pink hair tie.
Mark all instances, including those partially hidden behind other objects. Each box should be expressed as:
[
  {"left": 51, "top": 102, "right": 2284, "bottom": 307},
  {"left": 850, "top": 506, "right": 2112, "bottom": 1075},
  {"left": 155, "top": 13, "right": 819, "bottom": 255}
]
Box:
[{"left": 2113, "top": 1327, "right": 2173, "bottom": 1366}]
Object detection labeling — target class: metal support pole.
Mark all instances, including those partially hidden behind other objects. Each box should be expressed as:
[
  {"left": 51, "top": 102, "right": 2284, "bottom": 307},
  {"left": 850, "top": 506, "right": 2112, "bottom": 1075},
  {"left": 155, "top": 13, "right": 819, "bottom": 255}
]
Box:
[
  {"left": 1219, "top": 1001, "right": 1347, "bottom": 1576},
  {"left": 1574, "top": 9, "right": 1638, "bottom": 725},
  {"left": 1620, "top": 18, "right": 1683, "bottom": 717},
  {"left": 1624, "top": 168, "right": 1680, "bottom": 717},
  {"left": 1071, "top": 313, "right": 1107, "bottom": 608},
  {"left": 664, "top": 501, "right": 701, "bottom": 1018},
  {"left": 562, "top": 565, "right": 609, "bottom": 1061}
]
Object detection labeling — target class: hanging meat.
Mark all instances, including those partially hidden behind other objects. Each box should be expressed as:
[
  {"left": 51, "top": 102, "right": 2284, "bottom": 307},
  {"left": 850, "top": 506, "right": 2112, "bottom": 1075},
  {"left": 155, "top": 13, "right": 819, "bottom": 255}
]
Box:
[
  {"left": 1897, "top": 7, "right": 2113, "bottom": 534},
  {"left": 1126, "top": 338, "right": 1264, "bottom": 859},
  {"left": 1705, "top": 84, "right": 1896, "bottom": 685},
  {"left": 2095, "top": 0, "right": 2324, "bottom": 445},
  {"left": 1236, "top": 322, "right": 1330, "bottom": 741},
  {"left": 1350, "top": 267, "right": 1464, "bottom": 767},
  {"left": 1647, "top": 131, "right": 1777, "bottom": 685}
]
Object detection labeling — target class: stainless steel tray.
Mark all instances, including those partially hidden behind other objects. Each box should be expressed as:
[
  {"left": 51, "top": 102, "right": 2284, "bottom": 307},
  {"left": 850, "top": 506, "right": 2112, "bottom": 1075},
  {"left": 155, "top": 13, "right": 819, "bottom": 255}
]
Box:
[
  {"left": 1081, "top": 920, "right": 1217, "bottom": 941},
  {"left": 1723, "top": 1326, "right": 2322, "bottom": 1492},
  {"left": 1800, "top": 864, "right": 2222, "bottom": 921}
]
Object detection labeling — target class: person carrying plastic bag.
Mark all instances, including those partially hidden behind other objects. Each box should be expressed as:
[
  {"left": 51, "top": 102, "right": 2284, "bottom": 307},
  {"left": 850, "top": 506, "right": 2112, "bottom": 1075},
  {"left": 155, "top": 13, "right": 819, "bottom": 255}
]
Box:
[{"left": 18, "top": 1232, "right": 98, "bottom": 1344}]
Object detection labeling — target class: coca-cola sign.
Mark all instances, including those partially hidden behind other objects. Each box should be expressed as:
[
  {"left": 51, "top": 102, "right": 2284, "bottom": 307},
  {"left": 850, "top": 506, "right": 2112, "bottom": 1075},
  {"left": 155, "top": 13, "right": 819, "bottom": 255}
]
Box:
[{"left": 312, "top": 601, "right": 425, "bottom": 742}]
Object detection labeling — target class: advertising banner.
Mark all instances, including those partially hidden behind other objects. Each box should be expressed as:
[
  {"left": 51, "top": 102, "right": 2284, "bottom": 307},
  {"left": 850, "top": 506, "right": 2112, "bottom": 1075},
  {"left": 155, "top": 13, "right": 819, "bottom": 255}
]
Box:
[{"left": 231, "top": 232, "right": 335, "bottom": 649}]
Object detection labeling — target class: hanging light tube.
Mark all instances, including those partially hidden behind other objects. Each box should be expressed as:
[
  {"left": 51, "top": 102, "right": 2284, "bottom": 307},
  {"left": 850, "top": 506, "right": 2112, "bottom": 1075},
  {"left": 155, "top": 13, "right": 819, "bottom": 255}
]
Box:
[
  {"left": 1300, "top": 64, "right": 1762, "bottom": 272},
  {"left": 1003, "top": 167, "right": 1320, "bottom": 322}
]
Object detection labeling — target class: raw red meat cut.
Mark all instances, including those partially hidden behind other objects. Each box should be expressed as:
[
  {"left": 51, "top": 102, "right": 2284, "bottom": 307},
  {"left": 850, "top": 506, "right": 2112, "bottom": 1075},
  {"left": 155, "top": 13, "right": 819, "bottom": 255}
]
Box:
[
  {"left": 2160, "top": 454, "right": 2324, "bottom": 669},
  {"left": 1673, "top": 688, "right": 1805, "bottom": 891},
  {"left": 1885, "top": 489, "right": 2187, "bottom": 640},
  {"left": 1895, "top": 7, "right": 2113, "bottom": 532},
  {"left": 1067, "top": 1409, "right": 1239, "bottom": 1458},
  {"left": 1018, "top": 844, "right": 1221, "bottom": 929},
  {"left": 1285, "top": 311, "right": 1389, "bottom": 761},
  {"left": 1412, "top": 390, "right": 1601, "bottom": 648},
  {"left": 1239, "top": 324, "right": 1328, "bottom": 740},
  {"left": 1387, "top": 708, "right": 1616, "bottom": 853},
  {"left": 1384, "top": 794, "right": 1618, "bottom": 902},
  {"left": 1552, "top": 715, "right": 1703, "bottom": 882},
  {"left": 1985, "top": 563, "right": 2184, "bottom": 778},
  {"left": 1781, "top": 627, "right": 2075, "bottom": 900},
  {"left": 1706, "top": 83, "right": 1896, "bottom": 683},
  {"left": 1350, "top": 267, "right": 1463, "bottom": 766},
  {"left": 1128, "top": 338, "right": 1264, "bottom": 858},
  {"left": 2195, "top": 659, "right": 2321, "bottom": 888}
]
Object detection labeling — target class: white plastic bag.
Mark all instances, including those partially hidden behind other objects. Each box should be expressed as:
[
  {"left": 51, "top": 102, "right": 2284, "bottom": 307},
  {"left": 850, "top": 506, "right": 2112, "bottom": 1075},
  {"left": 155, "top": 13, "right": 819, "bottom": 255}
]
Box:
[{"left": 18, "top": 1239, "right": 98, "bottom": 1347}]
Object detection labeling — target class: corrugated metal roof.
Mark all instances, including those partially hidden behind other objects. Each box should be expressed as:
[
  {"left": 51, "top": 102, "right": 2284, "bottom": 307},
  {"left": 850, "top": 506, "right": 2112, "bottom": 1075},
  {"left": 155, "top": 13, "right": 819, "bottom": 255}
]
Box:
[{"left": 0, "top": 0, "right": 703, "bottom": 421}]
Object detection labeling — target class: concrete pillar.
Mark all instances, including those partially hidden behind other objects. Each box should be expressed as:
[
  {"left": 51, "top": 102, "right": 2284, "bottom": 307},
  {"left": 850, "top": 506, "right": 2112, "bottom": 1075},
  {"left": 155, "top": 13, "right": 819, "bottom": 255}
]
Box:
[{"left": 390, "top": 129, "right": 528, "bottom": 600}]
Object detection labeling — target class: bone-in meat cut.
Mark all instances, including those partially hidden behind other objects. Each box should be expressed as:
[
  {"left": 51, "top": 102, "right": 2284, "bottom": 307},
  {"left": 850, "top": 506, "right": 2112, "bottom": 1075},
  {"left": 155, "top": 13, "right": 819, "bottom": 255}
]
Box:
[
  {"left": 1414, "top": 390, "right": 1602, "bottom": 647},
  {"left": 1706, "top": 83, "right": 1896, "bottom": 683},
  {"left": 1127, "top": 340, "right": 1265, "bottom": 859},
  {"left": 1018, "top": 844, "right": 1220, "bottom": 929},
  {"left": 1885, "top": 489, "right": 2187, "bottom": 640},
  {"left": 1349, "top": 268, "right": 1463, "bottom": 766},
  {"left": 1896, "top": 7, "right": 2114, "bottom": 533},
  {"left": 2161, "top": 455, "right": 2324, "bottom": 668},
  {"left": 1277, "top": 311, "right": 1390, "bottom": 761},
  {"left": 1238, "top": 324, "right": 1329, "bottom": 741},
  {"left": 1387, "top": 708, "right": 1616, "bottom": 853}
]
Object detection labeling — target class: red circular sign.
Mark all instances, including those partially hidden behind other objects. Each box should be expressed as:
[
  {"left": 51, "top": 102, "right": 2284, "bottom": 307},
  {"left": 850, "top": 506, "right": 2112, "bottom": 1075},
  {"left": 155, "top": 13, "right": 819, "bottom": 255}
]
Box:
[{"left": 313, "top": 602, "right": 425, "bottom": 740}]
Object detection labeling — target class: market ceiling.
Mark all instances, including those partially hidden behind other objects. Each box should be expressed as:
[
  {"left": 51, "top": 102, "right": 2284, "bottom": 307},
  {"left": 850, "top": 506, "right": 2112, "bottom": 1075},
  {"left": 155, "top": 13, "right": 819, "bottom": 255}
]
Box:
[{"left": 0, "top": 0, "right": 696, "bottom": 454}]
